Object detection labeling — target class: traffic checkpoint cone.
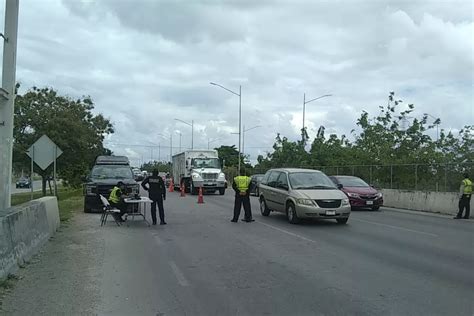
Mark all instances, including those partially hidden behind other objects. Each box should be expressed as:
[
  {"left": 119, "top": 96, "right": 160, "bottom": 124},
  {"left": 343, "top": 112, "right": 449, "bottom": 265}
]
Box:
[
  {"left": 180, "top": 183, "right": 186, "bottom": 197},
  {"left": 169, "top": 178, "right": 174, "bottom": 192},
  {"left": 197, "top": 187, "right": 204, "bottom": 204}
]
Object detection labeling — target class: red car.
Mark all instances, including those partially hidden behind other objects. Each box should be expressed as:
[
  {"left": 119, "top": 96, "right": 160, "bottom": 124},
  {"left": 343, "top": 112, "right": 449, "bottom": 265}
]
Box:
[{"left": 329, "top": 176, "right": 383, "bottom": 211}]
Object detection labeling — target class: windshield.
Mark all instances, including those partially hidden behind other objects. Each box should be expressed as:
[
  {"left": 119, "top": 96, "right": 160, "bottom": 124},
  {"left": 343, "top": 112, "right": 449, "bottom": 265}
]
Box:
[
  {"left": 192, "top": 158, "right": 220, "bottom": 169},
  {"left": 337, "top": 177, "right": 369, "bottom": 187},
  {"left": 289, "top": 172, "right": 336, "bottom": 190},
  {"left": 91, "top": 165, "right": 134, "bottom": 179}
]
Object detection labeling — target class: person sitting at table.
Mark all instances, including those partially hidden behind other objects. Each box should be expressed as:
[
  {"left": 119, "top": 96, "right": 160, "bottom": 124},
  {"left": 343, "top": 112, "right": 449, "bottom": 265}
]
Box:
[{"left": 108, "top": 181, "right": 129, "bottom": 222}]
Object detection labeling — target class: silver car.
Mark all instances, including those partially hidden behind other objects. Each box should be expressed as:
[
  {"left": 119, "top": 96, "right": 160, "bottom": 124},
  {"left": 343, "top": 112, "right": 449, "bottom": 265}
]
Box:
[{"left": 259, "top": 168, "right": 351, "bottom": 224}]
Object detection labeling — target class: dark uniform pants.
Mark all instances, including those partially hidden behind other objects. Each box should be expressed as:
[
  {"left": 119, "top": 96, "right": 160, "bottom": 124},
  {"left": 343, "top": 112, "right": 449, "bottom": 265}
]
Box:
[
  {"left": 110, "top": 201, "right": 128, "bottom": 217},
  {"left": 151, "top": 198, "right": 165, "bottom": 224},
  {"left": 457, "top": 194, "right": 471, "bottom": 219},
  {"left": 233, "top": 194, "right": 252, "bottom": 221}
]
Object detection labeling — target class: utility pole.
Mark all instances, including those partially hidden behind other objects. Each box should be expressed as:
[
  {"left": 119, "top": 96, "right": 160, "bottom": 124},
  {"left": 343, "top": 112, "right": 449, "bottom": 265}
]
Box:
[{"left": 0, "top": 0, "right": 19, "bottom": 210}]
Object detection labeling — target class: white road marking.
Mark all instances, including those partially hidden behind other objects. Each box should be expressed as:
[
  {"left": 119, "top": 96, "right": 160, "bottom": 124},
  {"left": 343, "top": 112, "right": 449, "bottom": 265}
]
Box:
[
  {"left": 351, "top": 218, "right": 438, "bottom": 237},
  {"left": 169, "top": 261, "right": 190, "bottom": 287},
  {"left": 257, "top": 221, "right": 317, "bottom": 244}
]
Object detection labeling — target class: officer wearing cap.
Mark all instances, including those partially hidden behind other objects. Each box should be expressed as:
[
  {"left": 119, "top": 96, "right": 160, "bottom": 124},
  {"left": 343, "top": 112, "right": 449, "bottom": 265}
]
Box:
[
  {"left": 141, "top": 169, "right": 167, "bottom": 225},
  {"left": 231, "top": 170, "right": 254, "bottom": 223}
]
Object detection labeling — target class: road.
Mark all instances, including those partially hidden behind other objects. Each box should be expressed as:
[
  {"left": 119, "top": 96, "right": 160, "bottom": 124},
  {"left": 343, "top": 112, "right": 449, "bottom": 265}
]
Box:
[
  {"left": 11, "top": 180, "right": 42, "bottom": 194},
  {"left": 2, "top": 188, "right": 473, "bottom": 315}
]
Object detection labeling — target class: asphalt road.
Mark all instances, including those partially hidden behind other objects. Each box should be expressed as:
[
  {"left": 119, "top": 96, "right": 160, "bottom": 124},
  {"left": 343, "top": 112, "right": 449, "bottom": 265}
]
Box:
[
  {"left": 2, "top": 189, "right": 473, "bottom": 315},
  {"left": 10, "top": 180, "right": 42, "bottom": 194}
]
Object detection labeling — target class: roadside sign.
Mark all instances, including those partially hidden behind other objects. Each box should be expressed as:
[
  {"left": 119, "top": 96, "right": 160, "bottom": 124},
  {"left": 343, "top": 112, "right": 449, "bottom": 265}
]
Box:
[{"left": 26, "top": 135, "right": 63, "bottom": 170}]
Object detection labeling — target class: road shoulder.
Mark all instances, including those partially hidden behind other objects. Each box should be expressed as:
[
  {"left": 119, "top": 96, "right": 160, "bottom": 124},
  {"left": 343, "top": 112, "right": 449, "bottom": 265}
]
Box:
[{"left": 0, "top": 212, "right": 105, "bottom": 315}]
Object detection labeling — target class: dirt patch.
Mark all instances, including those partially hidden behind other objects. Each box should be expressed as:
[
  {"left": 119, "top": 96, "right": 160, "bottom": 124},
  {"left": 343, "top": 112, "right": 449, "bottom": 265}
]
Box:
[{"left": 0, "top": 212, "right": 105, "bottom": 315}]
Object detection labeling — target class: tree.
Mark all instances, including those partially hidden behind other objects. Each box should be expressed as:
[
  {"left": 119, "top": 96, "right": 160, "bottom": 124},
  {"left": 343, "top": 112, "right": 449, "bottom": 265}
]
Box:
[
  {"left": 13, "top": 85, "right": 114, "bottom": 194},
  {"left": 141, "top": 161, "right": 171, "bottom": 173},
  {"left": 214, "top": 145, "right": 242, "bottom": 168}
]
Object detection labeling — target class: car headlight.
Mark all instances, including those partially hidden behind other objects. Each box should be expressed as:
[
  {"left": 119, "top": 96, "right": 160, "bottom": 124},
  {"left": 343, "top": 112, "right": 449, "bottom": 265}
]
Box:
[
  {"left": 218, "top": 172, "right": 225, "bottom": 178},
  {"left": 342, "top": 199, "right": 350, "bottom": 206},
  {"left": 347, "top": 192, "right": 360, "bottom": 198},
  {"left": 192, "top": 173, "right": 201, "bottom": 179},
  {"left": 376, "top": 192, "right": 383, "bottom": 198},
  {"left": 296, "top": 199, "right": 314, "bottom": 206},
  {"left": 86, "top": 185, "right": 96, "bottom": 195}
]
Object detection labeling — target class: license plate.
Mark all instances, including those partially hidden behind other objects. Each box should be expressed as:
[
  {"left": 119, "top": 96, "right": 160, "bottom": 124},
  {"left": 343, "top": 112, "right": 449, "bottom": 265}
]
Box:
[
  {"left": 366, "top": 200, "right": 374, "bottom": 205},
  {"left": 325, "top": 210, "right": 336, "bottom": 216}
]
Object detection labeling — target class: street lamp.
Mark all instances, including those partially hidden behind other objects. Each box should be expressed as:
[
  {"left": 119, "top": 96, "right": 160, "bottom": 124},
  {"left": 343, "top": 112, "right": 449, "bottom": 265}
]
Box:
[
  {"left": 174, "top": 118, "right": 194, "bottom": 149},
  {"left": 208, "top": 137, "right": 222, "bottom": 149},
  {"left": 424, "top": 113, "right": 440, "bottom": 141},
  {"left": 158, "top": 133, "right": 173, "bottom": 162},
  {"left": 210, "top": 82, "right": 242, "bottom": 173},
  {"left": 302, "top": 93, "right": 332, "bottom": 144},
  {"left": 175, "top": 131, "right": 182, "bottom": 152}
]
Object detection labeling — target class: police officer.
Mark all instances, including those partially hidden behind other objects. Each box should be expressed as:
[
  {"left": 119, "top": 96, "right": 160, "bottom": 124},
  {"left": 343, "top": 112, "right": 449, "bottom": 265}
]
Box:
[
  {"left": 231, "top": 170, "right": 254, "bottom": 223},
  {"left": 454, "top": 173, "right": 472, "bottom": 219},
  {"left": 141, "top": 169, "right": 167, "bottom": 225},
  {"left": 109, "top": 181, "right": 128, "bottom": 222}
]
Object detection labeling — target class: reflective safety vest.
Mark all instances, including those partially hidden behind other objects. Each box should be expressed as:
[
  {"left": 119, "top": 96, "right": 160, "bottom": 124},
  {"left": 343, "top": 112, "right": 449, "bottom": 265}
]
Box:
[
  {"left": 234, "top": 176, "right": 251, "bottom": 193},
  {"left": 109, "top": 186, "right": 122, "bottom": 204},
  {"left": 462, "top": 179, "right": 472, "bottom": 195}
]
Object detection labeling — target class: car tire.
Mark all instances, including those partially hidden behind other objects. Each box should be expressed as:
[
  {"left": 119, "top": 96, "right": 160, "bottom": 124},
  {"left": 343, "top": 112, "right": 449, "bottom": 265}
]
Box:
[
  {"left": 260, "top": 197, "right": 270, "bottom": 216},
  {"left": 83, "top": 203, "right": 92, "bottom": 213},
  {"left": 286, "top": 202, "right": 300, "bottom": 224},
  {"left": 219, "top": 188, "right": 225, "bottom": 195},
  {"left": 372, "top": 206, "right": 380, "bottom": 211},
  {"left": 337, "top": 218, "right": 349, "bottom": 224}
]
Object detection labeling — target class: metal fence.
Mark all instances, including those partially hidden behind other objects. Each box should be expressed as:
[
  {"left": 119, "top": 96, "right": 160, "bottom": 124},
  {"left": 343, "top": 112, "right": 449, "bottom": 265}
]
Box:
[{"left": 247, "top": 162, "right": 473, "bottom": 192}]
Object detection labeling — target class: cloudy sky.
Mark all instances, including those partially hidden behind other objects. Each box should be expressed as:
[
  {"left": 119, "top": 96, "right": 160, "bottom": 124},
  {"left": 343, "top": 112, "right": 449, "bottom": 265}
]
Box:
[{"left": 4, "top": 0, "right": 473, "bottom": 166}]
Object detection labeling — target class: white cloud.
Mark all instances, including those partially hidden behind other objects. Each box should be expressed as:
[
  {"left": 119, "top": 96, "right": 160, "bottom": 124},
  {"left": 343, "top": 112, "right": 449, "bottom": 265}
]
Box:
[{"left": 9, "top": 0, "right": 474, "bottom": 165}]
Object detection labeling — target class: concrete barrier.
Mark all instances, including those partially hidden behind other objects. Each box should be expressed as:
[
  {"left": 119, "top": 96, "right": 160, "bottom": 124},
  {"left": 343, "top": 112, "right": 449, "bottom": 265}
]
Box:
[
  {"left": 381, "top": 189, "right": 472, "bottom": 215},
  {"left": 0, "top": 197, "right": 60, "bottom": 279}
]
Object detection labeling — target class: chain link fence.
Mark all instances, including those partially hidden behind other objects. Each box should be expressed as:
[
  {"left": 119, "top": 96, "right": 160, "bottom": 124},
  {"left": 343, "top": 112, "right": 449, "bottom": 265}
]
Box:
[{"left": 247, "top": 162, "right": 473, "bottom": 192}]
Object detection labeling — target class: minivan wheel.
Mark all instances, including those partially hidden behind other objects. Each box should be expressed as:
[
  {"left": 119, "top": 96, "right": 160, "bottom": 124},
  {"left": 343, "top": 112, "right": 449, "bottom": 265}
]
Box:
[
  {"left": 372, "top": 206, "right": 380, "bottom": 211},
  {"left": 337, "top": 218, "right": 349, "bottom": 224},
  {"left": 260, "top": 197, "right": 270, "bottom": 216},
  {"left": 286, "top": 202, "right": 300, "bottom": 224}
]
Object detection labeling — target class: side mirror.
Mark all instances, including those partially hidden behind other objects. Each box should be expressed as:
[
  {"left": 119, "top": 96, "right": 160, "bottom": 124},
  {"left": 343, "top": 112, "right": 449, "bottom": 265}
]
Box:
[
  {"left": 279, "top": 183, "right": 289, "bottom": 190},
  {"left": 337, "top": 183, "right": 343, "bottom": 189}
]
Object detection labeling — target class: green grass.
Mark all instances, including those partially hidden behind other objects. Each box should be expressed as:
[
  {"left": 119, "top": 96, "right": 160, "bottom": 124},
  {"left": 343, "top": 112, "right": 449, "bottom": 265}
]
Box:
[
  {"left": 11, "top": 188, "right": 84, "bottom": 222},
  {"left": 0, "top": 274, "right": 18, "bottom": 290}
]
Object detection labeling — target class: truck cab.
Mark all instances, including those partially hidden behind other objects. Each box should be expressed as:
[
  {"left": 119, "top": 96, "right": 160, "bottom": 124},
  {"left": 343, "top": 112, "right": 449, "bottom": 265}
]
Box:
[
  {"left": 83, "top": 155, "right": 140, "bottom": 212},
  {"left": 173, "top": 150, "right": 226, "bottom": 195}
]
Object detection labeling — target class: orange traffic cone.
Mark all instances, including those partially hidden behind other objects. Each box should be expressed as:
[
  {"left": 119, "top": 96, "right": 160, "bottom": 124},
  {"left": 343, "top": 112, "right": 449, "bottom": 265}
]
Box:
[
  {"left": 169, "top": 178, "right": 174, "bottom": 192},
  {"left": 180, "top": 183, "right": 186, "bottom": 197},
  {"left": 197, "top": 187, "right": 204, "bottom": 204}
]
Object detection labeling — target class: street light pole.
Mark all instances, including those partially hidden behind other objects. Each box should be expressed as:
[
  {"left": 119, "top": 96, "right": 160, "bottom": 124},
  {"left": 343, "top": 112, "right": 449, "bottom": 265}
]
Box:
[
  {"left": 158, "top": 133, "right": 173, "bottom": 162},
  {"left": 210, "top": 82, "right": 242, "bottom": 174},
  {"left": 424, "top": 113, "right": 440, "bottom": 142},
  {"left": 175, "top": 119, "right": 194, "bottom": 149},
  {"left": 0, "top": 0, "right": 19, "bottom": 210},
  {"left": 238, "top": 85, "right": 242, "bottom": 174},
  {"left": 301, "top": 93, "right": 332, "bottom": 145}
]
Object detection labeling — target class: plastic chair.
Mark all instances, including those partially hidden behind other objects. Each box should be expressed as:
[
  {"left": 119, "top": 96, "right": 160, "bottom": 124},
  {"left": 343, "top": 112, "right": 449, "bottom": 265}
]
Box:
[{"left": 99, "top": 194, "right": 121, "bottom": 226}]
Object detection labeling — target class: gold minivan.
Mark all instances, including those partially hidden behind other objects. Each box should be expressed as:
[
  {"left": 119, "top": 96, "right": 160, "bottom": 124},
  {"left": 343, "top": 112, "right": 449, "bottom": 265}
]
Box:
[{"left": 259, "top": 168, "right": 351, "bottom": 224}]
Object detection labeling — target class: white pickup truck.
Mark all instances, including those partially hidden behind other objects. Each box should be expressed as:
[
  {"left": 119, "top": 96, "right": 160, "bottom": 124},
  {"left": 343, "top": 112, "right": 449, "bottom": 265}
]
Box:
[{"left": 172, "top": 150, "right": 226, "bottom": 195}]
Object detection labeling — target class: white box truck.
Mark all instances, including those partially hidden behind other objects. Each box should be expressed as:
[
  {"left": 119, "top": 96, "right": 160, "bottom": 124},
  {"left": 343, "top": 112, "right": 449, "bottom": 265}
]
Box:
[{"left": 172, "top": 150, "right": 226, "bottom": 195}]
